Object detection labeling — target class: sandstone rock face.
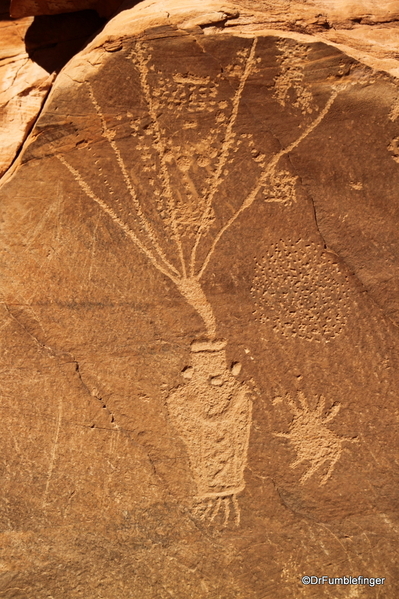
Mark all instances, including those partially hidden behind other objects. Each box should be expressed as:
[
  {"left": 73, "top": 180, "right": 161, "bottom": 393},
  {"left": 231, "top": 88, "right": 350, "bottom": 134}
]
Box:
[
  {"left": 0, "top": 10, "right": 53, "bottom": 177},
  {"left": 2, "top": 0, "right": 399, "bottom": 180},
  {"left": 0, "top": 6, "right": 104, "bottom": 178},
  {"left": 1, "top": 1, "right": 399, "bottom": 597}
]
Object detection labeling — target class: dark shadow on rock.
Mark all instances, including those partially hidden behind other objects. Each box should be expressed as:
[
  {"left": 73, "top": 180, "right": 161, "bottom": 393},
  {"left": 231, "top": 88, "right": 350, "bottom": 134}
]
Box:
[
  {"left": 25, "top": 10, "right": 106, "bottom": 73},
  {"left": 116, "top": 0, "right": 146, "bottom": 13},
  {"left": 11, "top": 0, "right": 126, "bottom": 19},
  {"left": 0, "top": 0, "right": 11, "bottom": 19}
]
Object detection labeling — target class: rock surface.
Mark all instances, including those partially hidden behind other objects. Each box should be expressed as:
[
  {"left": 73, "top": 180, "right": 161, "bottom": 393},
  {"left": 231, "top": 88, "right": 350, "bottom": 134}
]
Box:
[
  {"left": 7, "top": 0, "right": 399, "bottom": 73},
  {"left": 0, "top": 6, "right": 52, "bottom": 177},
  {"left": 0, "top": 4, "right": 104, "bottom": 178},
  {"left": 2, "top": 0, "right": 399, "bottom": 180},
  {"left": 1, "top": 1, "right": 399, "bottom": 598}
]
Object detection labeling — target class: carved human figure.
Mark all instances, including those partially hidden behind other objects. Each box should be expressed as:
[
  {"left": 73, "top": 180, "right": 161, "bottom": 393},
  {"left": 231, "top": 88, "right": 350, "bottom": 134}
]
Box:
[{"left": 166, "top": 339, "right": 253, "bottom": 525}]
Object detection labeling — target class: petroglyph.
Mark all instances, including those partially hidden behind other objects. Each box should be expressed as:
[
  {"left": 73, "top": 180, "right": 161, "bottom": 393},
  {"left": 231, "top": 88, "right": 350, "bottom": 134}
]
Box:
[
  {"left": 274, "top": 40, "right": 314, "bottom": 114},
  {"left": 166, "top": 340, "right": 253, "bottom": 526},
  {"left": 197, "top": 89, "right": 340, "bottom": 280},
  {"left": 56, "top": 37, "right": 343, "bottom": 522},
  {"left": 42, "top": 396, "right": 63, "bottom": 508},
  {"left": 251, "top": 240, "right": 352, "bottom": 342},
  {"left": 389, "top": 94, "right": 399, "bottom": 122},
  {"left": 131, "top": 41, "right": 187, "bottom": 276},
  {"left": 273, "top": 391, "right": 358, "bottom": 485},
  {"left": 264, "top": 169, "right": 298, "bottom": 205},
  {"left": 388, "top": 136, "right": 399, "bottom": 163},
  {"left": 86, "top": 82, "right": 179, "bottom": 277}
]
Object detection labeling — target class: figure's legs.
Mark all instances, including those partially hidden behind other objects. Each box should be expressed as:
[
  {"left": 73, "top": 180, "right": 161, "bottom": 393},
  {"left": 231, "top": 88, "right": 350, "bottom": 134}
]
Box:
[
  {"left": 232, "top": 494, "right": 240, "bottom": 526},
  {"left": 210, "top": 497, "right": 222, "bottom": 522},
  {"left": 222, "top": 496, "right": 230, "bottom": 527},
  {"left": 193, "top": 495, "right": 241, "bottom": 526}
]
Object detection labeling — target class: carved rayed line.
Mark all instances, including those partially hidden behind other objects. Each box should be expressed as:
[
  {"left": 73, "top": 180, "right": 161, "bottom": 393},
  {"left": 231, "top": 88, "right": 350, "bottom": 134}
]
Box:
[
  {"left": 42, "top": 396, "right": 63, "bottom": 508},
  {"left": 265, "top": 88, "right": 339, "bottom": 179},
  {"left": 190, "top": 38, "right": 258, "bottom": 276},
  {"left": 57, "top": 154, "right": 179, "bottom": 285},
  {"left": 197, "top": 89, "right": 339, "bottom": 279},
  {"left": 58, "top": 157, "right": 218, "bottom": 335},
  {"left": 133, "top": 42, "right": 187, "bottom": 278},
  {"left": 86, "top": 83, "right": 180, "bottom": 278},
  {"left": 161, "top": 149, "right": 207, "bottom": 233},
  {"left": 175, "top": 162, "right": 206, "bottom": 229}
]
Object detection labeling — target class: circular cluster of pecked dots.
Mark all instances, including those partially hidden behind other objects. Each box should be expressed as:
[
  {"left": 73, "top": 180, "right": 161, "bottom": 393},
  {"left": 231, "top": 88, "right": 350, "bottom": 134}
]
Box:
[{"left": 251, "top": 239, "right": 352, "bottom": 342}]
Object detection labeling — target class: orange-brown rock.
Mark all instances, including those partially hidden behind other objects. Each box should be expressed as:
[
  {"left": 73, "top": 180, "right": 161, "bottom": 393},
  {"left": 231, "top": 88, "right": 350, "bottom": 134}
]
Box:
[
  {"left": 1, "top": 1, "right": 399, "bottom": 597},
  {"left": 0, "top": 10, "right": 52, "bottom": 177},
  {"left": 0, "top": 6, "right": 105, "bottom": 177},
  {"left": 2, "top": 0, "right": 399, "bottom": 180}
]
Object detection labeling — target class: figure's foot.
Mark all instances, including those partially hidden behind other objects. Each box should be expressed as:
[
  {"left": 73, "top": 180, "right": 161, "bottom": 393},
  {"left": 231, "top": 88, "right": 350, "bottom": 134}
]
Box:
[{"left": 192, "top": 494, "right": 240, "bottom": 527}]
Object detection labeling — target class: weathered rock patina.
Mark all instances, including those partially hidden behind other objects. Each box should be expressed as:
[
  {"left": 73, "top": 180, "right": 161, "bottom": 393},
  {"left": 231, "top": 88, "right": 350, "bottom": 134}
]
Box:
[
  {"left": 1, "top": 1, "right": 399, "bottom": 597},
  {"left": 0, "top": 1, "right": 104, "bottom": 178},
  {"left": 0, "top": 5, "right": 52, "bottom": 178}
]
